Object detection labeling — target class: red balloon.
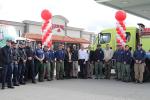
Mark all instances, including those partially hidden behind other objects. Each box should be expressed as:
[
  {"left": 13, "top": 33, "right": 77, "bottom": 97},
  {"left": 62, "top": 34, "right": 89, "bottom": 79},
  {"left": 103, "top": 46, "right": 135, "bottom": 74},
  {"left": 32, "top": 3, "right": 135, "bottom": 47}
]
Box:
[
  {"left": 123, "top": 26, "right": 126, "bottom": 30},
  {"left": 117, "top": 39, "right": 121, "bottom": 43},
  {"left": 119, "top": 21, "right": 124, "bottom": 26},
  {"left": 117, "top": 30, "right": 121, "bottom": 35},
  {"left": 115, "top": 10, "right": 126, "bottom": 21},
  {"left": 41, "top": 9, "right": 52, "bottom": 21}
]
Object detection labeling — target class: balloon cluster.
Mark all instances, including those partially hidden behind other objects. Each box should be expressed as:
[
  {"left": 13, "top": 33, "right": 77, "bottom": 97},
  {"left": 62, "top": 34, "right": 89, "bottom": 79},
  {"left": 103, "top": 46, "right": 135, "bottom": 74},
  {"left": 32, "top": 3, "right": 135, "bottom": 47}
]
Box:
[
  {"left": 41, "top": 9, "right": 53, "bottom": 48},
  {"left": 115, "top": 10, "right": 127, "bottom": 46}
]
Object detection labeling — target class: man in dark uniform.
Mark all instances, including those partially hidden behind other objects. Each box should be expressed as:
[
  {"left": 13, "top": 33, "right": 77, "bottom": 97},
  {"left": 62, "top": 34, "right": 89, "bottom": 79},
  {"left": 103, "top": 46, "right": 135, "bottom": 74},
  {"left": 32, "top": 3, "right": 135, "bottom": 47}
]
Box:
[
  {"left": 113, "top": 45, "right": 124, "bottom": 80},
  {"left": 94, "top": 44, "right": 104, "bottom": 79},
  {"left": 18, "top": 42, "right": 27, "bottom": 85},
  {"left": 43, "top": 46, "right": 51, "bottom": 81},
  {"left": 49, "top": 47, "right": 55, "bottom": 80},
  {"left": 134, "top": 44, "right": 146, "bottom": 83},
  {"left": 1, "top": 40, "right": 14, "bottom": 89},
  {"left": 35, "top": 43, "right": 45, "bottom": 82},
  {"left": 11, "top": 41, "right": 20, "bottom": 86},
  {"left": 122, "top": 45, "right": 132, "bottom": 82},
  {"left": 25, "top": 41, "right": 36, "bottom": 83},
  {"left": 55, "top": 44, "right": 65, "bottom": 80}
]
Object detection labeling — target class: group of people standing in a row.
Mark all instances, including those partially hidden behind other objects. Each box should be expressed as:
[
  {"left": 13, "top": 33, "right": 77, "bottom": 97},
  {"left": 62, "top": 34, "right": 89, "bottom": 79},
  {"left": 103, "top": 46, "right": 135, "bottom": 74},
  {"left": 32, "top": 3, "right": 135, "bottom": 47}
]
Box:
[{"left": 0, "top": 39, "right": 148, "bottom": 90}]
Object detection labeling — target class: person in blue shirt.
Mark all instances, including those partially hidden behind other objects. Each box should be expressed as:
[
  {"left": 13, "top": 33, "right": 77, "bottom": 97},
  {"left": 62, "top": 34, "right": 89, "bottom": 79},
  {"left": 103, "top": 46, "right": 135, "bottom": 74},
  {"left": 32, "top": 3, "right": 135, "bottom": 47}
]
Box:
[
  {"left": 55, "top": 44, "right": 65, "bottom": 80},
  {"left": 35, "top": 43, "right": 45, "bottom": 82},
  {"left": 49, "top": 47, "right": 55, "bottom": 80},
  {"left": 113, "top": 45, "right": 124, "bottom": 80},
  {"left": 133, "top": 44, "right": 146, "bottom": 83},
  {"left": 43, "top": 46, "right": 51, "bottom": 81},
  {"left": 122, "top": 45, "right": 132, "bottom": 82}
]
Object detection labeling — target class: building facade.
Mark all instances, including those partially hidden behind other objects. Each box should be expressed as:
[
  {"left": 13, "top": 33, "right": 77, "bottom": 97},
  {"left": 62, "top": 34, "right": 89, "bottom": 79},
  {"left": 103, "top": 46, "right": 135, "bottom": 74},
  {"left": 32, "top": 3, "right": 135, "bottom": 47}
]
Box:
[{"left": 0, "top": 15, "right": 96, "bottom": 48}]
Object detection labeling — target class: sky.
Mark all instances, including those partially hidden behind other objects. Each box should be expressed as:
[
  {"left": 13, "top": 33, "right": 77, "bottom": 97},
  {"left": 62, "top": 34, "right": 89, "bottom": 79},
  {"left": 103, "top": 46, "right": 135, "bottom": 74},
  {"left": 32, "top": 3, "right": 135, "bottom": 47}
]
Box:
[{"left": 0, "top": 0, "right": 150, "bottom": 33}]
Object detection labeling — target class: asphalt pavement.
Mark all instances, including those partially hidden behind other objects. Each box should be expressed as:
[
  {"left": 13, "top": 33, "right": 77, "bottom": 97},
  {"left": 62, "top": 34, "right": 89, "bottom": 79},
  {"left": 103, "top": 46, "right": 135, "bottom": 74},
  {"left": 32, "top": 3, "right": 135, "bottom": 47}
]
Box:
[{"left": 0, "top": 79, "right": 150, "bottom": 100}]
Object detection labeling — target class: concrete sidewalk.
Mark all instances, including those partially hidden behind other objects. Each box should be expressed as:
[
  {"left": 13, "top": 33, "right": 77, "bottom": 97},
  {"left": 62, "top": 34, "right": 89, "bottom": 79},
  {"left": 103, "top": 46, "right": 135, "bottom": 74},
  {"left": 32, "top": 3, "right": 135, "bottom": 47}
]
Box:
[{"left": 0, "top": 79, "right": 150, "bottom": 100}]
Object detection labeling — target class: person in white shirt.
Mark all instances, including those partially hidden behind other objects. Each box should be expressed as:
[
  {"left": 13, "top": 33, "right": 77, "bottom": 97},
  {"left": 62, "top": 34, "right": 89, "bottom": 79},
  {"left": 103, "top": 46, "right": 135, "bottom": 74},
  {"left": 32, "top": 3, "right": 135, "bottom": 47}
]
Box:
[
  {"left": 78, "top": 45, "right": 87, "bottom": 79},
  {"left": 104, "top": 44, "right": 114, "bottom": 79}
]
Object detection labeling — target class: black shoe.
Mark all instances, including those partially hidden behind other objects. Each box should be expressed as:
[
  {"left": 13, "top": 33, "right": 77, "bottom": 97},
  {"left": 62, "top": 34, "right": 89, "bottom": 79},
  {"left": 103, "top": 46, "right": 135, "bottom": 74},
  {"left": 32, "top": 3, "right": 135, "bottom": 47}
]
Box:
[
  {"left": 32, "top": 80, "right": 36, "bottom": 84},
  {"left": 14, "top": 84, "right": 20, "bottom": 86},
  {"left": 8, "top": 86, "right": 15, "bottom": 89},
  {"left": 1, "top": 87, "right": 5, "bottom": 90},
  {"left": 20, "top": 82, "right": 26, "bottom": 85},
  {"left": 47, "top": 79, "right": 51, "bottom": 81},
  {"left": 95, "top": 78, "right": 98, "bottom": 79}
]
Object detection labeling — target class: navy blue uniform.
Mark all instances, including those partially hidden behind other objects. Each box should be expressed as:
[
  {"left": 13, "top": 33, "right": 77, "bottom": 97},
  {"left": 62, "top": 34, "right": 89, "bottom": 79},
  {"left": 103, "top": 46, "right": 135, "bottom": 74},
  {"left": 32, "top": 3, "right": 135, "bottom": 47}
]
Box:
[
  {"left": 122, "top": 50, "right": 132, "bottom": 82},
  {"left": 113, "top": 49, "right": 124, "bottom": 80},
  {"left": 113, "top": 49, "right": 124, "bottom": 62},
  {"left": 55, "top": 50, "right": 65, "bottom": 79},
  {"left": 35, "top": 48, "right": 45, "bottom": 82},
  {"left": 55, "top": 50, "right": 65, "bottom": 61},
  {"left": 134, "top": 49, "right": 146, "bottom": 63}
]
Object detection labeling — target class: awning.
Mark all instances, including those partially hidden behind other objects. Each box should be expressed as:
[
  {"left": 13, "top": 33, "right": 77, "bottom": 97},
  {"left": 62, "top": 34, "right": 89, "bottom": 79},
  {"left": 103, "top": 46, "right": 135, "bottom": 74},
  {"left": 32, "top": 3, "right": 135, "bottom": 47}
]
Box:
[
  {"left": 95, "top": 0, "right": 150, "bottom": 20},
  {"left": 24, "top": 33, "right": 90, "bottom": 44}
]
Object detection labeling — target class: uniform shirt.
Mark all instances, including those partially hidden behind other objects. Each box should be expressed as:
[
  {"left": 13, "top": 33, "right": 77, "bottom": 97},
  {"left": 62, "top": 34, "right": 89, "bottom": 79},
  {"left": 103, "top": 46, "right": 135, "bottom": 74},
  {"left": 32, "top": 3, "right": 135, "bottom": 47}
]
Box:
[
  {"left": 43, "top": 50, "right": 50, "bottom": 63},
  {"left": 123, "top": 50, "right": 132, "bottom": 64},
  {"left": 113, "top": 49, "right": 124, "bottom": 62},
  {"left": 55, "top": 50, "right": 65, "bottom": 61},
  {"left": 95, "top": 48, "right": 104, "bottom": 61},
  {"left": 78, "top": 49, "right": 87, "bottom": 60},
  {"left": 49, "top": 50, "right": 55, "bottom": 61},
  {"left": 104, "top": 49, "right": 114, "bottom": 61},
  {"left": 35, "top": 48, "right": 44, "bottom": 59},
  {"left": 134, "top": 49, "right": 146, "bottom": 62}
]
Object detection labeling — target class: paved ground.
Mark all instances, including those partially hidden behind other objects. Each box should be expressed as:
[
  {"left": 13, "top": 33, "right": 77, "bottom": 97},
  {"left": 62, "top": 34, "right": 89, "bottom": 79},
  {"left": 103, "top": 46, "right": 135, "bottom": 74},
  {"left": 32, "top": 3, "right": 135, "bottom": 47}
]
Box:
[{"left": 0, "top": 79, "right": 150, "bottom": 100}]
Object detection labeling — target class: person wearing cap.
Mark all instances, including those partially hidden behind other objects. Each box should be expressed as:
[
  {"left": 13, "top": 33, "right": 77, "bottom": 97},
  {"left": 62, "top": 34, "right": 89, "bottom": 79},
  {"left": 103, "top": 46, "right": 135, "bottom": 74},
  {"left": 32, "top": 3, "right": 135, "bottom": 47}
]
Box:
[
  {"left": 113, "top": 44, "right": 124, "bottom": 80},
  {"left": 55, "top": 44, "right": 65, "bottom": 80},
  {"left": 18, "top": 42, "right": 27, "bottom": 85},
  {"left": 122, "top": 45, "right": 132, "bottom": 82},
  {"left": 1, "top": 40, "right": 14, "bottom": 89},
  {"left": 35, "top": 43, "right": 45, "bottom": 82},
  {"left": 71, "top": 45, "right": 79, "bottom": 78},
  {"left": 94, "top": 44, "right": 104, "bottom": 79},
  {"left": 25, "top": 41, "right": 36, "bottom": 83},
  {"left": 104, "top": 44, "right": 114, "bottom": 79},
  {"left": 49, "top": 46, "right": 55, "bottom": 80},
  {"left": 11, "top": 42, "right": 20, "bottom": 86},
  {"left": 133, "top": 44, "right": 146, "bottom": 83},
  {"left": 43, "top": 45, "right": 51, "bottom": 81}
]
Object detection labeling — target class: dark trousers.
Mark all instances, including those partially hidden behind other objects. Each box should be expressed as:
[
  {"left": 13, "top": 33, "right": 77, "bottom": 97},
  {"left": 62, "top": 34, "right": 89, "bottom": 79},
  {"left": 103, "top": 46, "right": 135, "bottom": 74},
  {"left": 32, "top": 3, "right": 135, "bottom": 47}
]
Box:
[
  {"left": 104, "top": 61, "right": 111, "bottom": 79},
  {"left": 64, "top": 61, "right": 72, "bottom": 78},
  {"left": 12, "top": 63, "right": 19, "bottom": 84},
  {"left": 79, "top": 59, "right": 87, "bottom": 78},
  {"left": 50, "top": 61, "right": 55, "bottom": 80},
  {"left": 26, "top": 60, "right": 35, "bottom": 82},
  {"left": 18, "top": 62, "right": 26, "bottom": 83},
  {"left": 2, "top": 64, "right": 13, "bottom": 87}
]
